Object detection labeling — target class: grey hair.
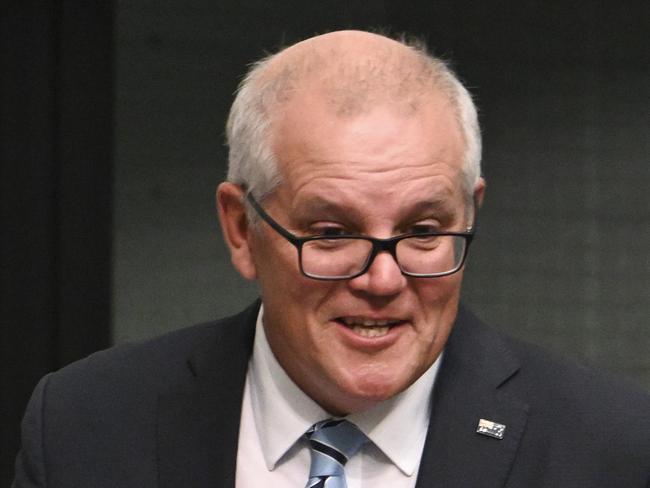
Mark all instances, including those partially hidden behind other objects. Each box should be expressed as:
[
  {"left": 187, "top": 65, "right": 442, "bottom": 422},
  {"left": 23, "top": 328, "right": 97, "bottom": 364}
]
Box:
[{"left": 225, "top": 34, "right": 482, "bottom": 209}]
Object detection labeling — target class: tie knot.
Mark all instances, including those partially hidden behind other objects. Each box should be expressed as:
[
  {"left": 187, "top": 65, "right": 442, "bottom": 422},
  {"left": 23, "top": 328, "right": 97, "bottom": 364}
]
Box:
[
  {"left": 305, "top": 419, "right": 368, "bottom": 487},
  {"left": 307, "top": 419, "right": 368, "bottom": 461}
]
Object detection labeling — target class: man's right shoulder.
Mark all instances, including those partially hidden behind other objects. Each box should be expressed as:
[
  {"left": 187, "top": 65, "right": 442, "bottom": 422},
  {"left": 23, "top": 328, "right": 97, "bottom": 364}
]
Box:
[
  {"left": 44, "top": 300, "right": 260, "bottom": 399},
  {"left": 13, "top": 302, "right": 260, "bottom": 486}
]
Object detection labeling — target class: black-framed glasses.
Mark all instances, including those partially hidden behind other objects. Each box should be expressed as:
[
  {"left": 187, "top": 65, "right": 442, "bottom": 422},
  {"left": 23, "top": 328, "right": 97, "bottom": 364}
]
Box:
[{"left": 246, "top": 193, "right": 476, "bottom": 281}]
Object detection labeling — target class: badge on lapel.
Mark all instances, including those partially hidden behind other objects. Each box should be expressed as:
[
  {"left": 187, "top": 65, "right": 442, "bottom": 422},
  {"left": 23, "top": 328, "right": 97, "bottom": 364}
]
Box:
[{"left": 476, "top": 418, "right": 506, "bottom": 439}]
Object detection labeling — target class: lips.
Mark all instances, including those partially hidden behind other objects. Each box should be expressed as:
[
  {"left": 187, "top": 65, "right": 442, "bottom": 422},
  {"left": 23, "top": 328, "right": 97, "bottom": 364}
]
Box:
[{"left": 337, "top": 316, "right": 404, "bottom": 338}]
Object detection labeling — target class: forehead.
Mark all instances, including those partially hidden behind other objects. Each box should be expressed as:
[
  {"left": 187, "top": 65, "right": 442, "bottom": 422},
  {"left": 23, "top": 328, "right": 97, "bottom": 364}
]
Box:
[{"left": 269, "top": 87, "right": 466, "bottom": 212}]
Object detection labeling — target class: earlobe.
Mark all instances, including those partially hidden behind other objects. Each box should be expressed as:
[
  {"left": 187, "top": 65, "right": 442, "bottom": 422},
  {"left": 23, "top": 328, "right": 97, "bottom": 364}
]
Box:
[
  {"left": 216, "top": 183, "right": 258, "bottom": 280},
  {"left": 474, "top": 177, "right": 486, "bottom": 208}
]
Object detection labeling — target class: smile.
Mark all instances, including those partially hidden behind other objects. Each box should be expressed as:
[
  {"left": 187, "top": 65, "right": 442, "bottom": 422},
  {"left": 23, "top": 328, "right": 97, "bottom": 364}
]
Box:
[{"left": 338, "top": 317, "right": 403, "bottom": 338}]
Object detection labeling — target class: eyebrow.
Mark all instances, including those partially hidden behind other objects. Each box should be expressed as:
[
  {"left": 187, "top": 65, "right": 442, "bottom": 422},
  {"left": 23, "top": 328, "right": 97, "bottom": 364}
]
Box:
[
  {"left": 405, "top": 199, "right": 458, "bottom": 218},
  {"left": 294, "top": 195, "right": 461, "bottom": 222},
  {"left": 295, "top": 197, "right": 361, "bottom": 218}
]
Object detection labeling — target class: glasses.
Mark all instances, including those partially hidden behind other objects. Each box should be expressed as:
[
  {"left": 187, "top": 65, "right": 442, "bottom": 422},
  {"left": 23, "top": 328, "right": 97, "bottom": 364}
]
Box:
[{"left": 246, "top": 193, "right": 476, "bottom": 281}]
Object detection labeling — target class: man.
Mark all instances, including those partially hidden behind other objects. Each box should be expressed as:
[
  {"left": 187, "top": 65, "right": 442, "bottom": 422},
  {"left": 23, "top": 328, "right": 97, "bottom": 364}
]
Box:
[{"left": 13, "top": 30, "right": 650, "bottom": 487}]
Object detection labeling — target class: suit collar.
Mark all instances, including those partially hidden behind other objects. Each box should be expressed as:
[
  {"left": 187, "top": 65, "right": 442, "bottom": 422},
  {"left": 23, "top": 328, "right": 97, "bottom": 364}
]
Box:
[
  {"left": 155, "top": 301, "right": 527, "bottom": 488},
  {"left": 156, "top": 301, "right": 259, "bottom": 488},
  {"left": 416, "top": 305, "right": 529, "bottom": 488}
]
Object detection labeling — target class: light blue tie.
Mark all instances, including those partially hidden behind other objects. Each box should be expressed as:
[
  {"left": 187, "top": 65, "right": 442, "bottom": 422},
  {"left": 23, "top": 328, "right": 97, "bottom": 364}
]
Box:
[{"left": 305, "top": 419, "right": 368, "bottom": 488}]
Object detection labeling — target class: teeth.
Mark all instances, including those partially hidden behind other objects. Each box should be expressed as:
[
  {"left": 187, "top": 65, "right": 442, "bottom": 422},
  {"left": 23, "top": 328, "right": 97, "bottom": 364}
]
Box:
[
  {"left": 351, "top": 325, "right": 390, "bottom": 338},
  {"left": 341, "top": 317, "right": 400, "bottom": 327},
  {"left": 340, "top": 317, "right": 401, "bottom": 338}
]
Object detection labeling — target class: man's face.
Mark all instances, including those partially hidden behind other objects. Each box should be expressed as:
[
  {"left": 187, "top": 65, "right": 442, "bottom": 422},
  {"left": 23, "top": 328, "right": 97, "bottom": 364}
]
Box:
[{"left": 226, "top": 88, "right": 480, "bottom": 415}]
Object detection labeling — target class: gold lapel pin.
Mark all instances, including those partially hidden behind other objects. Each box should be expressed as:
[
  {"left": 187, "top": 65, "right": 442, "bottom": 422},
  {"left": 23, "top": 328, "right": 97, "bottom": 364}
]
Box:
[{"left": 476, "top": 418, "right": 506, "bottom": 439}]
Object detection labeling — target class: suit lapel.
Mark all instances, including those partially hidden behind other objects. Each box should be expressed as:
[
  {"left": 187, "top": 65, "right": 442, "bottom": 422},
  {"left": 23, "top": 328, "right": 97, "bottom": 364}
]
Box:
[
  {"left": 416, "top": 306, "right": 529, "bottom": 488},
  {"left": 157, "top": 302, "right": 259, "bottom": 488},
  {"left": 155, "top": 302, "right": 527, "bottom": 487}
]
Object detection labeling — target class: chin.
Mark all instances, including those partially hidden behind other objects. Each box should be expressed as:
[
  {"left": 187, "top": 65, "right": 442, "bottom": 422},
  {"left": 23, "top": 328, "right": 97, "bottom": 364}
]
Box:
[{"left": 337, "top": 370, "right": 411, "bottom": 411}]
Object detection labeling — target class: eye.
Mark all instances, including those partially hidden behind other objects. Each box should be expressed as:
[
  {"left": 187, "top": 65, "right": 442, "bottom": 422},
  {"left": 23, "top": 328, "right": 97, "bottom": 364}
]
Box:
[
  {"left": 309, "top": 224, "right": 350, "bottom": 237},
  {"left": 407, "top": 223, "right": 441, "bottom": 235}
]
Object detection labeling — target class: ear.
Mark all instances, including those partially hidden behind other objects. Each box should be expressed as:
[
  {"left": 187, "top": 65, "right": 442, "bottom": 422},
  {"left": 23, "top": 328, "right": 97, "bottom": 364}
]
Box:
[
  {"left": 216, "top": 182, "right": 257, "bottom": 280},
  {"left": 473, "top": 177, "right": 486, "bottom": 208}
]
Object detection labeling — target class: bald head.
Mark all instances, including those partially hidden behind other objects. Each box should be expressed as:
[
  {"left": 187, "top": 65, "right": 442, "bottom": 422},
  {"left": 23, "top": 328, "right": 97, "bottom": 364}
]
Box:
[
  {"left": 226, "top": 30, "right": 481, "bottom": 203},
  {"left": 258, "top": 31, "right": 440, "bottom": 117}
]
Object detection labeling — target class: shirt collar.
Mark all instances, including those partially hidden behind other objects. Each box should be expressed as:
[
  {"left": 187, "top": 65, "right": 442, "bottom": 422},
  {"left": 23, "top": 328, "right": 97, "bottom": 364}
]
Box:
[
  {"left": 348, "top": 355, "right": 440, "bottom": 475},
  {"left": 249, "top": 306, "right": 329, "bottom": 471},
  {"left": 248, "top": 306, "right": 441, "bottom": 475}
]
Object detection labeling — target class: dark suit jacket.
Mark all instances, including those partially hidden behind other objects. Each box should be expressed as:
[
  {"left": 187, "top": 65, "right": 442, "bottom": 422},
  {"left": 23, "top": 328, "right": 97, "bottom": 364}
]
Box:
[{"left": 13, "top": 301, "right": 650, "bottom": 487}]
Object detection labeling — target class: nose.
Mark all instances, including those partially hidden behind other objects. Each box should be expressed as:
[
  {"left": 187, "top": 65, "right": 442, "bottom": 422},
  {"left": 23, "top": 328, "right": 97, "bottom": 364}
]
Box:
[{"left": 348, "top": 250, "right": 407, "bottom": 296}]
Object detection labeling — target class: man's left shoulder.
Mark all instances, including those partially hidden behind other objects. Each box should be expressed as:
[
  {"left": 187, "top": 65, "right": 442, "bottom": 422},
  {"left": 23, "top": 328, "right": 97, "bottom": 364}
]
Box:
[
  {"left": 453, "top": 307, "right": 650, "bottom": 441},
  {"left": 428, "top": 307, "right": 649, "bottom": 487},
  {"left": 500, "top": 324, "right": 650, "bottom": 418}
]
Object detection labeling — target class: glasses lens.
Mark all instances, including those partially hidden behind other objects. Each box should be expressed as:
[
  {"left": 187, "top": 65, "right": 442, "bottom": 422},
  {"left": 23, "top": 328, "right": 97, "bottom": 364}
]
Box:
[
  {"left": 396, "top": 235, "right": 467, "bottom": 276},
  {"left": 301, "top": 238, "right": 373, "bottom": 278}
]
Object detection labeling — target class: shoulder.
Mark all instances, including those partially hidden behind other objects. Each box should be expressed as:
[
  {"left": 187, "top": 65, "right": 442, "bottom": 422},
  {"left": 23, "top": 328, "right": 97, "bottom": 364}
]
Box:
[
  {"left": 498, "top": 323, "right": 650, "bottom": 418},
  {"left": 456, "top": 305, "right": 650, "bottom": 410},
  {"left": 14, "top": 303, "right": 259, "bottom": 485},
  {"left": 43, "top": 301, "right": 259, "bottom": 404},
  {"left": 458, "top": 306, "right": 650, "bottom": 464}
]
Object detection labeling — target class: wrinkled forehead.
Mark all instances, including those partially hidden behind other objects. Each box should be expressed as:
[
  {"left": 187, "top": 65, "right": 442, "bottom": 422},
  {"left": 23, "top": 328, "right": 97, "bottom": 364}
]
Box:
[{"left": 268, "top": 94, "right": 466, "bottom": 217}]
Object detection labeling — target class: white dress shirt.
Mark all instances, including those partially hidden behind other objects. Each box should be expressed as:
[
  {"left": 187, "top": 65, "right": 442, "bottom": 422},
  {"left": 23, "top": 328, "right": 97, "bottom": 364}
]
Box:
[{"left": 235, "top": 306, "right": 441, "bottom": 488}]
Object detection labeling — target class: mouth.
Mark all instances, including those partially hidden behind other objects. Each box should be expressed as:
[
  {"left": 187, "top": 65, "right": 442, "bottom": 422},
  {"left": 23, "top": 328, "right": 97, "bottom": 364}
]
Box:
[{"left": 336, "top": 316, "right": 405, "bottom": 338}]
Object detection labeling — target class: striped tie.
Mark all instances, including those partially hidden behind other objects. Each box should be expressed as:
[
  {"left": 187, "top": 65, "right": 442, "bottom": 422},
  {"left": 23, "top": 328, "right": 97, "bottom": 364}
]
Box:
[{"left": 305, "top": 419, "right": 368, "bottom": 488}]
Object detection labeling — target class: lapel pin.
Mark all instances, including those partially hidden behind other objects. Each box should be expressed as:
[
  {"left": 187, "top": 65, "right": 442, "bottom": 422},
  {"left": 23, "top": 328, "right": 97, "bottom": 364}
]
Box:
[{"left": 476, "top": 418, "right": 506, "bottom": 439}]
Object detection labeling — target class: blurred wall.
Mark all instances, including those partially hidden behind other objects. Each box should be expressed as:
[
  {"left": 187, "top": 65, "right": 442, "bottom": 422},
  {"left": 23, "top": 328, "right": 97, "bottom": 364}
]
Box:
[
  {"left": 1, "top": 3, "right": 113, "bottom": 483},
  {"left": 112, "top": 0, "right": 650, "bottom": 395}
]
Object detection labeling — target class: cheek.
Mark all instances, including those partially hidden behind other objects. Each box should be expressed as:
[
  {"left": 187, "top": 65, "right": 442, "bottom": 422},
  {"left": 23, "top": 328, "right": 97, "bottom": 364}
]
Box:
[
  {"left": 415, "top": 272, "right": 463, "bottom": 308},
  {"left": 251, "top": 235, "right": 331, "bottom": 331},
  {"left": 251, "top": 233, "right": 297, "bottom": 286},
  {"left": 411, "top": 274, "right": 463, "bottom": 350}
]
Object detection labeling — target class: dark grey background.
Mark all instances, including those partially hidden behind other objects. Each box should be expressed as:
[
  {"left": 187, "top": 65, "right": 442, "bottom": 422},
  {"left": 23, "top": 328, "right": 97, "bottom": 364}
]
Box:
[
  {"left": 2, "top": 1, "right": 648, "bottom": 484},
  {"left": 113, "top": 0, "right": 649, "bottom": 390}
]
